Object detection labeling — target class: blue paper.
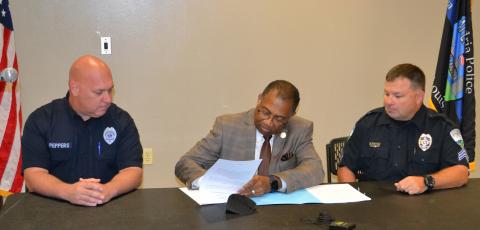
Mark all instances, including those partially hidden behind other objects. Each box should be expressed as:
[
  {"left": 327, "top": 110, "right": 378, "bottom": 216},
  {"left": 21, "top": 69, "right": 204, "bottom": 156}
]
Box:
[{"left": 251, "top": 188, "right": 320, "bottom": 205}]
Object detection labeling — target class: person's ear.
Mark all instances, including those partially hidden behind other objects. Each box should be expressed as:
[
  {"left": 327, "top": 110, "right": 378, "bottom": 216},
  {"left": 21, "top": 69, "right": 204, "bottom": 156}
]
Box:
[
  {"left": 69, "top": 80, "right": 79, "bottom": 96},
  {"left": 257, "top": 94, "right": 262, "bottom": 106},
  {"left": 417, "top": 90, "right": 425, "bottom": 105}
]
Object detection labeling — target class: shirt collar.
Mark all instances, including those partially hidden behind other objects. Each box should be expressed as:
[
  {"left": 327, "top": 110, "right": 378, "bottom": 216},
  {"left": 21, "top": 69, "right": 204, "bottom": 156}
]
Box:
[
  {"left": 256, "top": 129, "right": 275, "bottom": 140},
  {"left": 409, "top": 105, "right": 427, "bottom": 130},
  {"left": 63, "top": 92, "right": 99, "bottom": 123},
  {"left": 378, "top": 105, "right": 426, "bottom": 130},
  {"left": 63, "top": 92, "right": 79, "bottom": 119}
]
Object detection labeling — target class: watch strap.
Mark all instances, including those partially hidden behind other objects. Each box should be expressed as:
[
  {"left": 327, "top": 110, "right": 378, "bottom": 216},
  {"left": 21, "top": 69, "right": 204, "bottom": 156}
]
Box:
[
  {"left": 424, "top": 175, "right": 435, "bottom": 191},
  {"left": 269, "top": 175, "right": 279, "bottom": 192}
]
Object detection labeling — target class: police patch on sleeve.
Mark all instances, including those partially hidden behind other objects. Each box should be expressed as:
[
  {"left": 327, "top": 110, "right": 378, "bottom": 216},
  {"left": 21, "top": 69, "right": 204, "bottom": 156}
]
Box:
[
  {"left": 450, "top": 129, "right": 465, "bottom": 148},
  {"left": 458, "top": 148, "right": 468, "bottom": 162},
  {"left": 103, "top": 127, "right": 117, "bottom": 145},
  {"left": 418, "top": 133, "right": 432, "bottom": 151}
]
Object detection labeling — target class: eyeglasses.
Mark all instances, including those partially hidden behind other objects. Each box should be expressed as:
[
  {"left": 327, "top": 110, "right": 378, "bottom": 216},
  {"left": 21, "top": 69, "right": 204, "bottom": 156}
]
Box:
[{"left": 256, "top": 107, "right": 290, "bottom": 125}]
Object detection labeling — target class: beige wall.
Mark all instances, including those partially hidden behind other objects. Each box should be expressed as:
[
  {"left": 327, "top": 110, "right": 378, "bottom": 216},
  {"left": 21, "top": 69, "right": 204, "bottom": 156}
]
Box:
[{"left": 10, "top": 0, "right": 480, "bottom": 187}]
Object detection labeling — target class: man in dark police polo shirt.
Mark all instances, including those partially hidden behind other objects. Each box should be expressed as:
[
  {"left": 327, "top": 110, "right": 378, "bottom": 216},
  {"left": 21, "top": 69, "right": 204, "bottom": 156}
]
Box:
[
  {"left": 338, "top": 63, "right": 469, "bottom": 195},
  {"left": 22, "top": 55, "right": 143, "bottom": 206}
]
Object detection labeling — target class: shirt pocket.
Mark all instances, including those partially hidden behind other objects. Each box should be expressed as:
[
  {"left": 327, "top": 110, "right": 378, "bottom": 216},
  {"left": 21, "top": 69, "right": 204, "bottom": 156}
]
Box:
[
  {"left": 410, "top": 147, "right": 440, "bottom": 174},
  {"left": 279, "top": 154, "right": 297, "bottom": 171},
  {"left": 98, "top": 142, "right": 116, "bottom": 161},
  {"left": 50, "top": 149, "right": 71, "bottom": 161},
  {"left": 360, "top": 144, "right": 389, "bottom": 174}
]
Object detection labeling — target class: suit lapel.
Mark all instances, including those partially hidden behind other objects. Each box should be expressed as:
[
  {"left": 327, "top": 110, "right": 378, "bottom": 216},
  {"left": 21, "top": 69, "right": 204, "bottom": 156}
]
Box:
[{"left": 272, "top": 129, "right": 287, "bottom": 156}]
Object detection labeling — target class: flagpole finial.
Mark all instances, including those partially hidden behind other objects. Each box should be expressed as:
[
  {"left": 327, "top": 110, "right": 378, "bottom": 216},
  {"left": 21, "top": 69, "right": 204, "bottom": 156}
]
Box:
[{"left": 0, "top": 67, "right": 17, "bottom": 83}]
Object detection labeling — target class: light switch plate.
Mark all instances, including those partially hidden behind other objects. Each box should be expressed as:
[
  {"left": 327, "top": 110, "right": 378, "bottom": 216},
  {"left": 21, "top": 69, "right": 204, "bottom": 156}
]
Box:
[{"left": 101, "top": 37, "right": 111, "bottom": 55}]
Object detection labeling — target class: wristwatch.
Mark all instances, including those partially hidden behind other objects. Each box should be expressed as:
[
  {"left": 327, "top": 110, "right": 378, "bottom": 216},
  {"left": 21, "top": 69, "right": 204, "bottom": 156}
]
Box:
[
  {"left": 424, "top": 175, "right": 435, "bottom": 192},
  {"left": 269, "top": 175, "right": 279, "bottom": 193}
]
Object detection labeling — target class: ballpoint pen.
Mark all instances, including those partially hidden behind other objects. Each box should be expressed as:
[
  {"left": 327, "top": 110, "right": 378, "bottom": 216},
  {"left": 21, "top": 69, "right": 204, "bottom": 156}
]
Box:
[{"left": 97, "top": 141, "right": 101, "bottom": 159}]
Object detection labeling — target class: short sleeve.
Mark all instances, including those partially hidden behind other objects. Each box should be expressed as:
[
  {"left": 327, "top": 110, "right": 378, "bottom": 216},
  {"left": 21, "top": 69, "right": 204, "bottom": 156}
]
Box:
[
  {"left": 22, "top": 110, "right": 51, "bottom": 171},
  {"left": 338, "top": 123, "right": 365, "bottom": 171},
  {"left": 115, "top": 113, "right": 143, "bottom": 170},
  {"left": 439, "top": 127, "right": 469, "bottom": 168}
]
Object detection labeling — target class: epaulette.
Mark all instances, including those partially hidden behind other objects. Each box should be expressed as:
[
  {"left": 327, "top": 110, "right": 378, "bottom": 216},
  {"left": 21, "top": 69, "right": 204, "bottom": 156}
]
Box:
[
  {"left": 352, "top": 107, "right": 384, "bottom": 127},
  {"left": 425, "top": 107, "right": 458, "bottom": 127},
  {"left": 360, "top": 107, "right": 383, "bottom": 119}
]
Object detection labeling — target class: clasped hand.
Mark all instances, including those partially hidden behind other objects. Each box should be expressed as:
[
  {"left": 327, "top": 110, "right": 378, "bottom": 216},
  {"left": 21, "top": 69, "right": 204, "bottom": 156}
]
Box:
[
  {"left": 66, "top": 178, "right": 113, "bottom": 206},
  {"left": 394, "top": 176, "right": 427, "bottom": 195}
]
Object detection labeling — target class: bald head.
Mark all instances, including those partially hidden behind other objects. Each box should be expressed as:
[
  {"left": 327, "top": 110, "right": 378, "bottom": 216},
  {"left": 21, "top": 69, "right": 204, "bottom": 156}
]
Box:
[
  {"left": 68, "top": 55, "right": 114, "bottom": 121},
  {"left": 69, "top": 55, "right": 112, "bottom": 82}
]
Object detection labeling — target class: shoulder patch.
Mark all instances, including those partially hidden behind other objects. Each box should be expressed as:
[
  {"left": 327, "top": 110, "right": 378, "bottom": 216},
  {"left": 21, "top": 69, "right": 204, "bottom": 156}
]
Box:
[{"left": 450, "top": 129, "right": 464, "bottom": 148}]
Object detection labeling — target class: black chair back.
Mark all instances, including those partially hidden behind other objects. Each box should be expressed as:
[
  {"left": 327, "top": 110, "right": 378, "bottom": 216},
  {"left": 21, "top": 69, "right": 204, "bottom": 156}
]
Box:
[{"left": 325, "top": 136, "right": 349, "bottom": 183}]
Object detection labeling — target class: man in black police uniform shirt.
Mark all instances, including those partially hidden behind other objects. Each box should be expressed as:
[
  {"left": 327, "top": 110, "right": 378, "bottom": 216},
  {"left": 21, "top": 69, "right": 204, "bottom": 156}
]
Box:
[
  {"left": 22, "top": 55, "right": 143, "bottom": 206},
  {"left": 338, "top": 63, "right": 469, "bottom": 195}
]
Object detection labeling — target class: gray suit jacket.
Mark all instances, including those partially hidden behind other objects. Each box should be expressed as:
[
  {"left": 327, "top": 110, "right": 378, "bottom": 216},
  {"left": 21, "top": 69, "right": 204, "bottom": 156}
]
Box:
[{"left": 175, "top": 109, "right": 324, "bottom": 192}]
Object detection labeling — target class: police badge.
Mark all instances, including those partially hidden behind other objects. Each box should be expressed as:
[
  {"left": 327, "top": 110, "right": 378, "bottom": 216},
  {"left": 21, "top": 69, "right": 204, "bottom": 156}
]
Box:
[
  {"left": 418, "top": 133, "right": 432, "bottom": 151},
  {"left": 103, "top": 127, "right": 117, "bottom": 145}
]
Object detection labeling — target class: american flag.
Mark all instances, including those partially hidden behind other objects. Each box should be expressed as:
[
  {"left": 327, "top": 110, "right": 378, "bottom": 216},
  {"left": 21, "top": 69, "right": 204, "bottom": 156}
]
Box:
[{"left": 0, "top": 0, "right": 23, "bottom": 193}]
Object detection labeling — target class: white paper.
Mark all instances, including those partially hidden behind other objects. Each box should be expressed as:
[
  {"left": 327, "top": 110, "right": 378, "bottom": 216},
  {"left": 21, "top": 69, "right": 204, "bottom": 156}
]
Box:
[
  {"left": 306, "top": 184, "right": 371, "bottom": 203},
  {"left": 182, "top": 183, "right": 371, "bottom": 206},
  {"left": 180, "top": 159, "right": 261, "bottom": 205},
  {"left": 179, "top": 187, "right": 212, "bottom": 205}
]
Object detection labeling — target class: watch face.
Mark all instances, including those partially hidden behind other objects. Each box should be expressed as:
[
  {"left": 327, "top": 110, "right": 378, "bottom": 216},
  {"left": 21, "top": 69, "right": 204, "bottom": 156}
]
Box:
[
  {"left": 424, "top": 175, "right": 435, "bottom": 189},
  {"left": 269, "top": 175, "right": 279, "bottom": 192},
  {"left": 271, "top": 180, "right": 278, "bottom": 191}
]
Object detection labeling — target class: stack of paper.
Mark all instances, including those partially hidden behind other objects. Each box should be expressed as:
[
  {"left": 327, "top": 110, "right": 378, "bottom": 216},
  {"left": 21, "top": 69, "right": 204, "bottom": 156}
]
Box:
[{"left": 179, "top": 159, "right": 371, "bottom": 206}]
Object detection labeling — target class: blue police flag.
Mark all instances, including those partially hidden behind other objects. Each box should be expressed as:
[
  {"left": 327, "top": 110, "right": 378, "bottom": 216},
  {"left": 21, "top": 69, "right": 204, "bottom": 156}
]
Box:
[{"left": 429, "top": 0, "right": 475, "bottom": 169}]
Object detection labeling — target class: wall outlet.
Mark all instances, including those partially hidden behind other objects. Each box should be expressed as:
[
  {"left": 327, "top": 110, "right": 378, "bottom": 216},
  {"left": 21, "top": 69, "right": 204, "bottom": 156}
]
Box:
[{"left": 143, "top": 148, "right": 153, "bottom": 165}]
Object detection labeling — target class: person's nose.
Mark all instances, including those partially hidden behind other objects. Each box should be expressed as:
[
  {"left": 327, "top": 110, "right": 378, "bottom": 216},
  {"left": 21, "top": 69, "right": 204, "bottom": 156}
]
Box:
[
  {"left": 264, "top": 116, "right": 275, "bottom": 127},
  {"left": 384, "top": 95, "right": 393, "bottom": 106},
  {"left": 102, "top": 91, "right": 112, "bottom": 104}
]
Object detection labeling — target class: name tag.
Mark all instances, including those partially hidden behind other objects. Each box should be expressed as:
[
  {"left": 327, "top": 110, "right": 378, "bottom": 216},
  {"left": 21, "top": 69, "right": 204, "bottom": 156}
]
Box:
[
  {"left": 48, "top": 142, "right": 71, "bottom": 149},
  {"left": 369, "top": 142, "right": 381, "bottom": 148}
]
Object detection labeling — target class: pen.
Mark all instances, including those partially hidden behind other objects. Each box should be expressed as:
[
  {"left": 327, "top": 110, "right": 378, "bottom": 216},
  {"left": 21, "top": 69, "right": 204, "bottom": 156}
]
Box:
[{"left": 97, "top": 141, "right": 101, "bottom": 159}]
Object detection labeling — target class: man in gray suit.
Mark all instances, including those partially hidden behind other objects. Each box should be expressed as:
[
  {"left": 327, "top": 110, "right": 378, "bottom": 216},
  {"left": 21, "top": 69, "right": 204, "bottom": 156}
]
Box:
[{"left": 175, "top": 80, "right": 324, "bottom": 196}]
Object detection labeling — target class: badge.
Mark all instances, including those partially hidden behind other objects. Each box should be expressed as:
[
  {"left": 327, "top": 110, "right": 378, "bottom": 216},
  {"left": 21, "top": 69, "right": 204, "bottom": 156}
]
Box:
[
  {"left": 103, "top": 127, "right": 117, "bottom": 145},
  {"left": 450, "top": 129, "right": 465, "bottom": 148},
  {"left": 418, "top": 133, "right": 432, "bottom": 151},
  {"left": 369, "top": 142, "right": 381, "bottom": 148}
]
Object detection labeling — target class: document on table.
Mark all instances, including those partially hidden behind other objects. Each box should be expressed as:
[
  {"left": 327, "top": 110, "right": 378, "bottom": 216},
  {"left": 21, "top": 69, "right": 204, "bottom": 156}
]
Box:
[
  {"left": 180, "top": 159, "right": 261, "bottom": 205},
  {"left": 252, "top": 183, "right": 371, "bottom": 205}
]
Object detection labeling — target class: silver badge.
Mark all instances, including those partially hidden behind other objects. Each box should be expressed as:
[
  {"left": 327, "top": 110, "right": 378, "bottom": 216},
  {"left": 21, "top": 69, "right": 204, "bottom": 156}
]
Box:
[
  {"left": 450, "top": 129, "right": 464, "bottom": 148},
  {"left": 103, "top": 127, "right": 117, "bottom": 145},
  {"left": 418, "top": 133, "right": 432, "bottom": 151}
]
